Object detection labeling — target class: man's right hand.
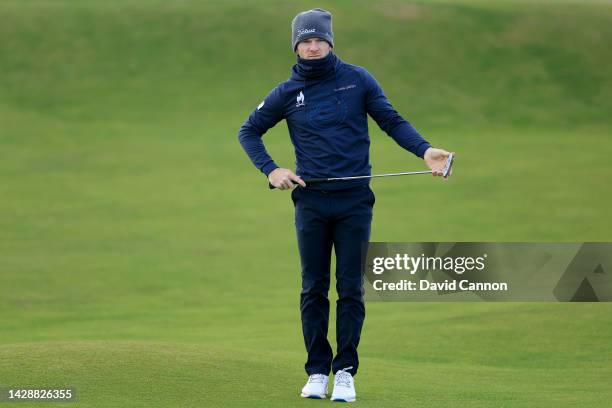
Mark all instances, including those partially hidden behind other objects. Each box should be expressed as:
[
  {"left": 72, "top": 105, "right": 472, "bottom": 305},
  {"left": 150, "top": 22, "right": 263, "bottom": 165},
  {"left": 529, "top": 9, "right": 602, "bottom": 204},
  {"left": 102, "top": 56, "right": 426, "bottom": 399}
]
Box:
[{"left": 268, "top": 168, "right": 306, "bottom": 190}]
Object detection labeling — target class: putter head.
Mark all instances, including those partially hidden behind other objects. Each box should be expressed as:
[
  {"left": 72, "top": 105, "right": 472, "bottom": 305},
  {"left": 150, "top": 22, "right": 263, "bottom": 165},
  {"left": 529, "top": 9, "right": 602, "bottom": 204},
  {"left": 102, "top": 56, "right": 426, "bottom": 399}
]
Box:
[{"left": 443, "top": 153, "right": 454, "bottom": 178}]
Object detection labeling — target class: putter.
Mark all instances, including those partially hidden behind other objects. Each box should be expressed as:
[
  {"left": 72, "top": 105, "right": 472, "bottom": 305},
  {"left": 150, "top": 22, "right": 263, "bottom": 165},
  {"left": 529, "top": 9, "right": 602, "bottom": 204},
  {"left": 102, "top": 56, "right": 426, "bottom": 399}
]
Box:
[{"left": 269, "top": 153, "right": 454, "bottom": 189}]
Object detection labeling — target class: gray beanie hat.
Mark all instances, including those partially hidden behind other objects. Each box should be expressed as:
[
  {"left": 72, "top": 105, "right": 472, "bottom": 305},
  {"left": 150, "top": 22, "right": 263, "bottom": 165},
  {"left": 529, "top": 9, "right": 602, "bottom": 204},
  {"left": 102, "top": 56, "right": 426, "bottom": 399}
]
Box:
[{"left": 291, "top": 8, "right": 334, "bottom": 52}]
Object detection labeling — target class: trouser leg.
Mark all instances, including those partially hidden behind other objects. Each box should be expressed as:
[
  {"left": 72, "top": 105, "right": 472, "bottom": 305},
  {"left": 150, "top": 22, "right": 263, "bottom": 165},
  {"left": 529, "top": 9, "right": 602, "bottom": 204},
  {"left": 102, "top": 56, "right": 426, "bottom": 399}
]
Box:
[
  {"left": 293, "top": 188, "right": 334, "bottom": 375},
  {"left": 331, "top": 186, "right": 374, "bottom": 376}
]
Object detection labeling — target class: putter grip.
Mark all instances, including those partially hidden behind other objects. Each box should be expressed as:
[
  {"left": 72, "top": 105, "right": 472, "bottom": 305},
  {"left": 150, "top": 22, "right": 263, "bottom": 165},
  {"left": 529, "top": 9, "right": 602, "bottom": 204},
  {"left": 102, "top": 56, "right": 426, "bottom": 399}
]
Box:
[{"left": 268, "top": 178, "right": 327, "bottom": 190}]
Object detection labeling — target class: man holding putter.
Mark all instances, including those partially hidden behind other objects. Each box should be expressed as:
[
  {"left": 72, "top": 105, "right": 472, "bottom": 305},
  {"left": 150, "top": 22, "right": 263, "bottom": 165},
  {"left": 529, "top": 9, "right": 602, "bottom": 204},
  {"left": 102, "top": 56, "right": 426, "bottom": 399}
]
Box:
[{"left": 238, "top": 8, "right": 453, "bottom": 402}]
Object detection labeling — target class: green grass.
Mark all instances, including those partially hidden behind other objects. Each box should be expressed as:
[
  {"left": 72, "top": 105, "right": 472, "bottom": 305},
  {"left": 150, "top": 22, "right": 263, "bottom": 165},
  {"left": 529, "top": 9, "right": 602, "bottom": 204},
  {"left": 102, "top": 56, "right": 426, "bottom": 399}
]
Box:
[{"left": 1, "top": 0, "right": 611, "bottom": 406}]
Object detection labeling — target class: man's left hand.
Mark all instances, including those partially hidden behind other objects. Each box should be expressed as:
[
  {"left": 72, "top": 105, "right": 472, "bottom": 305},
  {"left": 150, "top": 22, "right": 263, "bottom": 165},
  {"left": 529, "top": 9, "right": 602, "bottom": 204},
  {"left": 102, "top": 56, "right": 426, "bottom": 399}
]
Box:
[{"left": 424, "top": 147, "right": 454, "bottom": 179}]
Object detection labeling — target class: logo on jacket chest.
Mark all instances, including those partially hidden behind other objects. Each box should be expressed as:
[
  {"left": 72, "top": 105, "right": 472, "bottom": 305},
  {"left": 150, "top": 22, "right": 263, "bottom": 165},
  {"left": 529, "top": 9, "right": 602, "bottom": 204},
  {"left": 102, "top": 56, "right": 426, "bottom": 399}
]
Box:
[
  {"left": 333, "top": 84, "right": 357, "bottom": 92},
  {"left": 296, "top": 91, "right": 305, "bottom": 107}
]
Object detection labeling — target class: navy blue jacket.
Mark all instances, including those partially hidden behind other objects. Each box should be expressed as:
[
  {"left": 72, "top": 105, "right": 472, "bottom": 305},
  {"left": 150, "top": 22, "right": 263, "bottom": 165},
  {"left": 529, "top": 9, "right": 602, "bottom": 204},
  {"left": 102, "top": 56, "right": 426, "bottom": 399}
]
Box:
[{"left": 238, "top": 52, "right": 431, "bottom": 189}]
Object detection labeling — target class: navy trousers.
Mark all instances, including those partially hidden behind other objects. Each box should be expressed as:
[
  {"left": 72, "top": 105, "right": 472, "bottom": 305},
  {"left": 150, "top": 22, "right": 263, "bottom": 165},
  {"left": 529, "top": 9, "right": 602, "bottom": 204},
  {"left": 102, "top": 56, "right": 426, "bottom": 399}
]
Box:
[{"left": 291, "top": 184, "right": 375, "bottom": 377}]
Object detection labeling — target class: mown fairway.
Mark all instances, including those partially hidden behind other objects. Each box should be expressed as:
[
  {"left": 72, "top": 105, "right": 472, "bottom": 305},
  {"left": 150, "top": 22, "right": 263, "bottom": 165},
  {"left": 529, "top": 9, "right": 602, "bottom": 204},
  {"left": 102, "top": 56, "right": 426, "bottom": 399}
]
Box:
[{"left": 1, "top": 1, "right": 611, "bottom": 406}]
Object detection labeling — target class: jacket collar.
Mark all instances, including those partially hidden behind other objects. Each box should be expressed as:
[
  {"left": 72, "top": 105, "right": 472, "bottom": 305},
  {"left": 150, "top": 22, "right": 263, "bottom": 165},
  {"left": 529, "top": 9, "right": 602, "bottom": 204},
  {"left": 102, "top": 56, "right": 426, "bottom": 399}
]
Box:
[{"left": 292, "top": 51, "right": 338, "bottom": 80}]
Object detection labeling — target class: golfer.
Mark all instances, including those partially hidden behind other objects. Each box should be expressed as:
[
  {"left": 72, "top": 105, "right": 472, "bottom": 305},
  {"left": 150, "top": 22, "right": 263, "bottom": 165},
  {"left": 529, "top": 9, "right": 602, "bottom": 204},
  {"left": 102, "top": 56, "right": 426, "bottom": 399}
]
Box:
[{"left": 238, "top": 8, "right": 452, "bottom": 402}]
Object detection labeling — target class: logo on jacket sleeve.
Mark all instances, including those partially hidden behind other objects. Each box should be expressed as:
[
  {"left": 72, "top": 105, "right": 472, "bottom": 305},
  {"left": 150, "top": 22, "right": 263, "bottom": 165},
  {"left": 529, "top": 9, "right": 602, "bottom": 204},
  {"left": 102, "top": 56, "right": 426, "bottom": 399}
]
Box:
[
  {"left": 296, "top": 91, "right": 305, "bottom": 107},
  {"left": 257, "top": 100, "right": 265, "bottom": 110}
]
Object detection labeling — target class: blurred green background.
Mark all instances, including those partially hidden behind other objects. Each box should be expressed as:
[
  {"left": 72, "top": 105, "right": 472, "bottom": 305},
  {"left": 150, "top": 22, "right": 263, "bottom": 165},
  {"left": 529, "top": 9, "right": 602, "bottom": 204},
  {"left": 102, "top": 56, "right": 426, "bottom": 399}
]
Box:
[{"left": 1, "top": 0, "right": 611, "bottom": 407}]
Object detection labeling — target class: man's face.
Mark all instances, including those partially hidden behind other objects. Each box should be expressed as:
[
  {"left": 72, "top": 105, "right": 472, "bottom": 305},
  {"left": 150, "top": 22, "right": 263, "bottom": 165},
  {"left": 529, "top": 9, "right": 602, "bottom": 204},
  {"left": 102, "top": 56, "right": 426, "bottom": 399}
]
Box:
[{"left": 296, "top": 38, "right": 331, "bottom": 59}]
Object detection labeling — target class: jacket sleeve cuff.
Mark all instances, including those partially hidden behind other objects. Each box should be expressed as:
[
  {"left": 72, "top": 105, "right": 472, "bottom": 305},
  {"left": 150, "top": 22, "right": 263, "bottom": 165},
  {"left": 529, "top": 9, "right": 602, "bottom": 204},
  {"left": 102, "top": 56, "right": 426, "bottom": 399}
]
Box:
[
  {"left": 417, "top": 143, "right": 432, "bottom": 159},
  {"left": 261, "top": 162, "right": 279, "bottom": 177}
]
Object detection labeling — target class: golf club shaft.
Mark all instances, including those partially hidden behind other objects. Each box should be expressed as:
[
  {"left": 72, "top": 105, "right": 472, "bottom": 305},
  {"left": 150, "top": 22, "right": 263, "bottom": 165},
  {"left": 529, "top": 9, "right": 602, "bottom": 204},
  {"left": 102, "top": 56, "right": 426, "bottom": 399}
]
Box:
[{"left": 320, "top": 170, "right": 433, "bottom": 181}]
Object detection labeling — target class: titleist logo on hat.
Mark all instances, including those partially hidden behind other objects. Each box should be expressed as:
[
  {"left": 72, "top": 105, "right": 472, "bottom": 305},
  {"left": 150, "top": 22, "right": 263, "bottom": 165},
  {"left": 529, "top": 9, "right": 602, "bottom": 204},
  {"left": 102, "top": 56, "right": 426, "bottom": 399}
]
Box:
[{"left": 297, "top": 28, "right": 316, "bottom": 36}]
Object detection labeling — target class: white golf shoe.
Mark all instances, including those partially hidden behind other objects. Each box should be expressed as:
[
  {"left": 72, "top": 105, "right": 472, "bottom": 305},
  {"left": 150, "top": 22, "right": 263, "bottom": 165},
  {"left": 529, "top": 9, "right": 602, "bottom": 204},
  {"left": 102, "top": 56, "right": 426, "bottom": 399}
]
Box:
[
  {"left": 300, "top": 374, "right": 329, "bottom": 399},
  {"left": 331, "top": 367, "right": 356, "bottom": 402}
]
